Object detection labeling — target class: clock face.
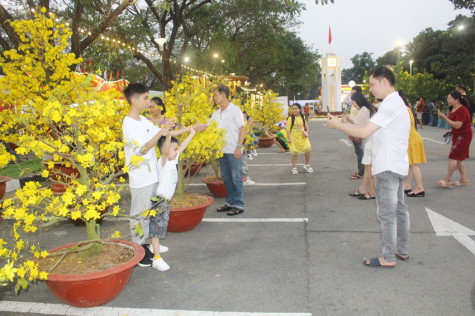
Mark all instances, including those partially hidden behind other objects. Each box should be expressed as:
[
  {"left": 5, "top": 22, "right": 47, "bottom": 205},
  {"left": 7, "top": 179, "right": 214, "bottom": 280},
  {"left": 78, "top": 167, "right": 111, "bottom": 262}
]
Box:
[{"left": 327, "top": 57, "right": 336, "bottom": 67}]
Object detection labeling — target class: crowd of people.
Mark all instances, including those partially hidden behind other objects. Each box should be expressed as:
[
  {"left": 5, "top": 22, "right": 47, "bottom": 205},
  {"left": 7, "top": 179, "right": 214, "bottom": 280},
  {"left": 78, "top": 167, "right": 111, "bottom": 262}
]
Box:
[{"left": 121, "top": 66, "right": 473, "bottom": 272}]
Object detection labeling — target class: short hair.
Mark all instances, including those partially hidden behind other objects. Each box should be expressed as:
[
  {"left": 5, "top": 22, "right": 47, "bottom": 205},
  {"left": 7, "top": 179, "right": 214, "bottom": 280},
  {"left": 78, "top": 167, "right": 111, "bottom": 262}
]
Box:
[
  {"left": 123, "top": 83, "right": 148, "bottom": 105},
  {"left": 157, "top": 135, "right": 179, "bottom": 155},
  {"left": 457, "top": 84, "right": 467, "bottom": 93},
  {"left": 351, "top": 86, "right": 362, "bottom": 93},
  {"left": 151, "top": 96, "right": 166, "bottom": 114},
  {"left": 214, "top": 84, "right": 230, "bottom": 99},
  {"left": 369, "top": 66, "right": 396, "bottom": 87}
]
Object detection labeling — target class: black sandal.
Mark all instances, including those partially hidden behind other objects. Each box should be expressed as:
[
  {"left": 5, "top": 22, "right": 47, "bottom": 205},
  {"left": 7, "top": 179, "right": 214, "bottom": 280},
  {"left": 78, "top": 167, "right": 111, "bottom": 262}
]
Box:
[
  {"left": 227, "top": 208, "right": 244, "bottom": 216},
  {"left": 349, "top": 190, "right": 365, "bottom": 197},
  {"left": 217, "top": 204, "right": 232, "bottom": 212}
]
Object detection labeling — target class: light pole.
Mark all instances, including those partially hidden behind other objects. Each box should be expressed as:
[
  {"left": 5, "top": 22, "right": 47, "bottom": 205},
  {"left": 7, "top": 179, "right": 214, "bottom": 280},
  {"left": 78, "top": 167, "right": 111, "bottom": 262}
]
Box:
[
  {"left": 154, "top": 37, "right": 167, "bottom": 89},
  {"left": 409, "top": 59, "right": 413, "bottom": 89}
]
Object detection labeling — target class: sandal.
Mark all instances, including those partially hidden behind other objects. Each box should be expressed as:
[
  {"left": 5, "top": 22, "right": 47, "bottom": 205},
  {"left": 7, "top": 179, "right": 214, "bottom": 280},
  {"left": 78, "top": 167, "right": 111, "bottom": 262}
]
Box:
[
  {"left": 349, "top": 190, "right": 365, "bottom": 197},
  {"left": 451, "top": 180, "right": 470, "bottom": 186},
  {"left": 349, "top": 174, "right": 362, "bottom": 179},
  {"left": 227, "top": 207, "right": 244, "bottom": 216},
  {"left": 358, "top": 193, "right": 375, "bottom": 200},
  {"left": 303, "top": 164, "right": 314, "bottom": 173},
  {"left": 217, "top": 204, "right": 232, "bottom": 213},
  {"left": 291, "top": 168, "right": 298, "bottom": 175},
  {"left": 436, "top": 180, "right": 451, "bottom": 188}
]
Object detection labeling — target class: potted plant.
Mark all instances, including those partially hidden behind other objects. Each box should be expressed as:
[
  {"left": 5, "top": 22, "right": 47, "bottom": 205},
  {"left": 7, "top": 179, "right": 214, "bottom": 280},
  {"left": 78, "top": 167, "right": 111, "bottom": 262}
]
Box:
[
  {"left": 0, "top": 11, "right": 142, "bottom": 307},
  {"left": 163, "top": 75, "right": 225, "bottom": 231},
  {"left": 249, "top": 90, "right": 286, "bottom": 148}
]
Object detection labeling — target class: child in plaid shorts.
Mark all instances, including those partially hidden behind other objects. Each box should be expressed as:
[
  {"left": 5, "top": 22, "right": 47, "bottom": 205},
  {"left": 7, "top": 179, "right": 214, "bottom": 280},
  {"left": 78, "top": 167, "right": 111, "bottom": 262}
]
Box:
[{"left": 149, "top": 124, "right": 206, "bottom": 271}]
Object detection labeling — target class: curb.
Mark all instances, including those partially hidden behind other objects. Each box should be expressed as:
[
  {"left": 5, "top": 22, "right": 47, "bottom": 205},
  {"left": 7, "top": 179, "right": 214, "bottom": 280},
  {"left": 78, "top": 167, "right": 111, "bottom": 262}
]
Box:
[{"left": 5, "top": 172, "right": 46, "bottom": 193}]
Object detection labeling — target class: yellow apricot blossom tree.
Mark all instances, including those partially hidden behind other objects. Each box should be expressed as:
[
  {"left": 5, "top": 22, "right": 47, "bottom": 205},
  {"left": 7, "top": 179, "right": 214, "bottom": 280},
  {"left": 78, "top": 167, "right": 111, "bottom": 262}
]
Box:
[
  {"left": 0, "top": 11, "right": 128, "bottom": 291},
  {"left": 164, "top": 75, "right": 225, "bottom": 195},
  {"left": 250, "top": 90, "right": 286, "bottom": 132}
]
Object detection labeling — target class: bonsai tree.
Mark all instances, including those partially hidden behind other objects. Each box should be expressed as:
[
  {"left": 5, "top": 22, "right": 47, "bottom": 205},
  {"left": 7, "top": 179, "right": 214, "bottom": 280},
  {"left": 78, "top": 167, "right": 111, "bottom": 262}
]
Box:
[
  {"left": 163, "top": 75, "right": 225, "bottom": 197},
  {"left": 250, "top": 90, "right": 286, "bottom": 136},
  {"left": 0, "top": 10, "right": 129, "bottom": 291}
]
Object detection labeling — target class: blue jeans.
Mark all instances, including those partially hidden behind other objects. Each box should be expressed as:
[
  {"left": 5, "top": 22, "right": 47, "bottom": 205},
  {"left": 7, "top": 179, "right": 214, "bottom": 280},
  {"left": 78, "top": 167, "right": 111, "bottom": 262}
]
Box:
[
  {"left": 375, "top": 171, "right": 410, "bottom": 262},
  {"left": 219, "top": 154, "right": 244, "bottom": 209}
]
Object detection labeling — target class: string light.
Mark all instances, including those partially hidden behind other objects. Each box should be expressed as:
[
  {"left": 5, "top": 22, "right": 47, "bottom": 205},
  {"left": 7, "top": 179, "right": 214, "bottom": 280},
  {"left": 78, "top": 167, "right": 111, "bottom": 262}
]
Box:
[{"left": 23, "top": 7, "right": 220, "bottom": 78}]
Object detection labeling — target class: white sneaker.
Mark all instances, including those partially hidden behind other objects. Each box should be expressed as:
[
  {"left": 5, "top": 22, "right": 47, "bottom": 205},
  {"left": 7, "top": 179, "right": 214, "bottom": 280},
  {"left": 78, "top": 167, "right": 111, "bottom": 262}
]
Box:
[
  {"left": 152, "top": 257, "right": 170, "bottom": 271},
  {"left": 148, "top": 244, "right": 169, "bottom": 254},
  {"left": 251, "top": 149, "right": 258, "bottom": 157},
  {"left": 247, "top": 153, "right": 253, "bottom": 160},
  {"left": 291, "top": 168, "right": 298, "bottom": 175},
  {"left": 303, "top": 164, "right": 314, "bottom": 173},
  {"left": 243, "top": 177, "right": 255, "bottom": 185}
]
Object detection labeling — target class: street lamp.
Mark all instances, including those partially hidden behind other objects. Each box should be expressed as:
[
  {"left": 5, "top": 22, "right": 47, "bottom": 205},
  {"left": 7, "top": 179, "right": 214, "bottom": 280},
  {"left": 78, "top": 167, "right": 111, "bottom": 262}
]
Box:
[
  {"left": 154, "top": 37, "right": 167, "bottom": 52},
  {"left": 395, "top": 40, "right": 403, "bottom": 63},
  {"left": 409, "top": 59, "right": 414, "bottom": 88}
]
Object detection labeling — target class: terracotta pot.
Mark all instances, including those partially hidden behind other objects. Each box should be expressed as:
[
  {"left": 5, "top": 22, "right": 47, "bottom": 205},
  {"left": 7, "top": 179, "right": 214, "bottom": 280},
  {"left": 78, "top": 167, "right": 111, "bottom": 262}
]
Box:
[
  {"left": 45, "top": 240, "right": 144, "bottom": 308},
  {"left": 0, "top": 176, "right": 11, "bottom": 200},
  {"left": 183, "top": 163, "right": 202, "bottom": 177},
  {"left": 168, "top": 193, "right": 214, "bottom": 232},
  {"left": 47, "top": 165, "right": 80, "bottom": 193},
  {"left": 258, "top": 137, "right": 274, "bottom": 148},
  {"left": 202, "top": 177, "right": 226, "bottom": 198}
]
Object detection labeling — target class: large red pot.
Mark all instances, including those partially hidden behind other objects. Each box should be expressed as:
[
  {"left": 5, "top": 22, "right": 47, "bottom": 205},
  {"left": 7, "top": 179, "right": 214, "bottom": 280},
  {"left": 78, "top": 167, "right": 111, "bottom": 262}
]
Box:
[
  {"left": 45, "top": 240, "right": 144, "bottom": 308},
  {"left": 202, "top": 177, "right": 226, "bottom": 198},
  {"left": 0, "top": 176, "right": 11, "bottom": 200},
  {"left": 258, "top": 137, "right": 274, "bottom": 148},
  {"left": 168, "top": 193, "right": 214, "bottom": 232},
  {"left": 183, "top": 163, "right": 202, "bottom": 177},
  {"left": 47, "top": 165, "right": 80, "bottom": 194}
]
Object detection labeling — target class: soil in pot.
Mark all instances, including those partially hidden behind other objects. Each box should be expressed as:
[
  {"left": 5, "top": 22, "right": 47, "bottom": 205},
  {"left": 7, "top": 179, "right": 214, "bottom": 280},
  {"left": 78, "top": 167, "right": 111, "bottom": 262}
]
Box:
[{"left": 37, "top": 243, "right": 134, "bottom": 275}]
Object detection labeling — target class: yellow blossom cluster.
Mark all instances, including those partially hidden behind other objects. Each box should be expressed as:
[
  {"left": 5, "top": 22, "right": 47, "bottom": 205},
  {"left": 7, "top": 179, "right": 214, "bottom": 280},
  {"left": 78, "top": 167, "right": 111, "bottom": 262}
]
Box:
[{"left": 0, "top": 143, "right": 15, "bottom": 168}]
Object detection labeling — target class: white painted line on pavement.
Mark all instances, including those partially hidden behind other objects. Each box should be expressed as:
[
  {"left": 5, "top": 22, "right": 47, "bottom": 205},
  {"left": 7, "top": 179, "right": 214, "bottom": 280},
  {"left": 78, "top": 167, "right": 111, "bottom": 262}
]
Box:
[
  {"left": 421, "top": 137, "right": 446, "bottom": 145},
  {"left": 248, "top": 163, "right": 303, "bottom": 167},
  {"left": 425, "top": 207, "right": 475, "bottom": 255},
  {"left": 0, "top": 301, "right": 311, "bottom": 316},
  {"left": 189, "top": 182, "right": 306, "bottom": 186},
  {"left": 339, "top": 138, "right": 352, "bottom": 147},
  {"left": 203, "top": 218, "right": 308, "bottom": 223}
]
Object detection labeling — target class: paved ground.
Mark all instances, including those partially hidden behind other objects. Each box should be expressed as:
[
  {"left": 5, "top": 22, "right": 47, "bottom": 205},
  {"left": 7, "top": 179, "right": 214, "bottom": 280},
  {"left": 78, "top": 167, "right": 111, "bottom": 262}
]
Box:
[{"left": 0, "top": 119, "right": 474, "bottom": 315}]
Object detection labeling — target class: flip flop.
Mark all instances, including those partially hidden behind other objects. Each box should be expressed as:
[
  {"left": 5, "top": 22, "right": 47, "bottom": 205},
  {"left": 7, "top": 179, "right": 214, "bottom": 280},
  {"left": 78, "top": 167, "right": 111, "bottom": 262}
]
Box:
[
  {"left": 362, "top": 257, "right": 395, "bottom": 269},
  {"left": 451, "top": 180, "right": 470, "bottom": 186},
  {"left": 349, "top": 174, "right": 362, "bottom": 179},
  {"left": 436, "top": 180, "right": 451, "bottom": 188},
  {"left": 404, "top": 189, "right": 412, "bottom": 195},
  {"left": 395, "top": 252, "right": 409, "bottom": 261},
  {"left": 217, "top": 204, "right": 232, "bottom": 212}
]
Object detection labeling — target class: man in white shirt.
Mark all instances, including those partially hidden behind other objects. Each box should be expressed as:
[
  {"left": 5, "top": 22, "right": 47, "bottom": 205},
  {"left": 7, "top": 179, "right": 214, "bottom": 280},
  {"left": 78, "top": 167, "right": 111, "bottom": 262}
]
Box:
[
  {"left": 327, "top": 66, "right": 410, "bottom": 268},
  {"left": 210, "top": 85, "right": 246, "bottom": 216}
]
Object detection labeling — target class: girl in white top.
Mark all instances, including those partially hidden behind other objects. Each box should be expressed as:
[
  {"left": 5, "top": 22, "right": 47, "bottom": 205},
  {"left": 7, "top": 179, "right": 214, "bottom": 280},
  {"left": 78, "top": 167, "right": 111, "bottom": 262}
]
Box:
[{"left": 344, "top": 93, "right": 377, "bottom": 200}]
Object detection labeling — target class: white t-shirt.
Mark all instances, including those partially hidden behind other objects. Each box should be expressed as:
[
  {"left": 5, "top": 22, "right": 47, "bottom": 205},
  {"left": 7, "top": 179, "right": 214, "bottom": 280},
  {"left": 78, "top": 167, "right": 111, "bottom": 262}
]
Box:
[
  {"left": 210, "top": 103, "right": 245, "bottom": 154},
  {"left": 155, "top": 154, "right": 179, "bottom": 201},
  {"left": 122, "top": 115, "right": 160, "bottom": 188},
  {"left": 369, "top": 91, "right": 410, "bottom": 176}
]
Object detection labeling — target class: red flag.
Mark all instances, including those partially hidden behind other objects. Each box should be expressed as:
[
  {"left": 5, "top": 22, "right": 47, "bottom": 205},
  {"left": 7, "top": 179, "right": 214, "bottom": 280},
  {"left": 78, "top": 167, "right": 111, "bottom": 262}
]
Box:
[
  {"left": 109, "top": 71, "right": 113, "bottom": 80},
  {"left": 328, "top": 26, "right": 332, "bottom": 44},
  {"left": 116, "top": 70, "right": 119, "bottom": 79},
  {"left": 89, "top": 58, "right": 92, "bottom": 72}
]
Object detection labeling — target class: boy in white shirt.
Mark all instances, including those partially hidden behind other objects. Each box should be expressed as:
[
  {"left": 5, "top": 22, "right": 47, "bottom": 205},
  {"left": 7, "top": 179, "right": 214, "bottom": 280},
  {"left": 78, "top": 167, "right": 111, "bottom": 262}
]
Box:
[
  {"left": 148, "top": 126, "right": 199, "bottom": 271},
  {"left": 122, "top": 83, "right": 191, "bottom": 267}
]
